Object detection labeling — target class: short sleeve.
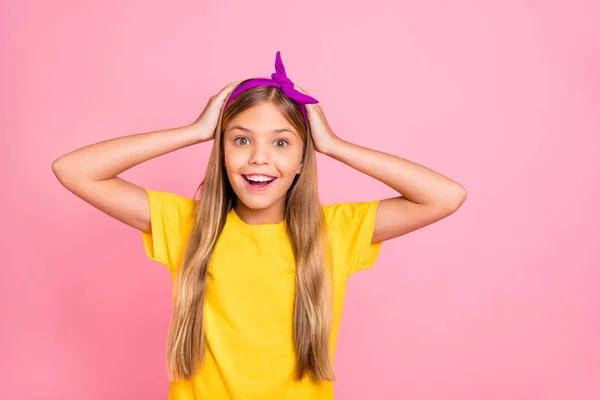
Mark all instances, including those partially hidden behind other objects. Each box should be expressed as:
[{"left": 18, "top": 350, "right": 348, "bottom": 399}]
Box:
[
  {"left": 141, "top": 189, "right": 195, "bottom": 272},
  {"left": 323, "top": 200, "right": 383, "bottom": 277}
]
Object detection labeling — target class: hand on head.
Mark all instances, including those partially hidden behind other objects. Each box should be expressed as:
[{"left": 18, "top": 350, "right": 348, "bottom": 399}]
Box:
[{"left": 190, "top": 80, "right": 244, "bottom": 142}]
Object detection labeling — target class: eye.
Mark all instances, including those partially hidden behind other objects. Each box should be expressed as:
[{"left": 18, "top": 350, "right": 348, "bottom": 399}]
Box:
[
  {"left": 275, "top": 139, "right": 289, "bottom": 147},
  {"left": 234, "top": 136, "right": 249, "bottom": 145}
]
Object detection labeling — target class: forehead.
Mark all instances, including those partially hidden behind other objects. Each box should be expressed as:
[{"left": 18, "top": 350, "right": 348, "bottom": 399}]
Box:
[{"left": 226, "top": 103, "right": 298, "bottom": 135}]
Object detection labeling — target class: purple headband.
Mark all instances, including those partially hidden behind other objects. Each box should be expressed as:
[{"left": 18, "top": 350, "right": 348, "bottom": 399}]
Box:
[{"left": 225, "top": 51, "right": 318, "bottom": 126}]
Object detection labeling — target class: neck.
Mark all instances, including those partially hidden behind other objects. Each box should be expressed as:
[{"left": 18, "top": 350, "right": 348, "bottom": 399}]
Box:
[{"left": 234, "top": 199, "right": 285, "bottom": 225}]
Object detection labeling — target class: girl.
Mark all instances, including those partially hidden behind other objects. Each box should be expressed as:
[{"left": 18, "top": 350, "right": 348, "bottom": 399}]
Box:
[{"left": 52, "top": 51, "right": 467, "bottom": 399}]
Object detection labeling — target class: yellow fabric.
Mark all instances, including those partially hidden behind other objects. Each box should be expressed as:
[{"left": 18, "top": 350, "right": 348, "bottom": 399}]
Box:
[{"left": 141, "top": 189, "right": 382, "bottom": 400}]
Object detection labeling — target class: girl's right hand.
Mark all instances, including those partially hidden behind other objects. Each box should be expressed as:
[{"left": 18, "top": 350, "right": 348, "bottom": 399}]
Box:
[{"left": 189, "top": 80, "right": 243, "bottom": 142}]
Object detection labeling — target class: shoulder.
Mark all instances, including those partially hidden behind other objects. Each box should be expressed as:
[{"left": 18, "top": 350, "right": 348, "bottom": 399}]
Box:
[
  {"left": 322, "top": 200, "right": 381, "bottom": 229},
  {"left": 145, "top": 188, "right": 195, "bottom": 216},
  {"left": 321, "top": 200, "right": 383, "bottom": 276},
  {"left": 145, "top": 188, "right": 196, "bottom": 234}
]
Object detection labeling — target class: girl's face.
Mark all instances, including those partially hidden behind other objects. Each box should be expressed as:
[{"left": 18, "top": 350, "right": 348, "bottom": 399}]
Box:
[{"left": 223, "top": 102, "right": 304, "bottom": 218}]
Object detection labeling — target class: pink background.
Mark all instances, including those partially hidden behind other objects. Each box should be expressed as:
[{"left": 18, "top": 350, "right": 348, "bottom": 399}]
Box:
[{"left": 2, "top": 0, "right": 599, "bottom": 399}]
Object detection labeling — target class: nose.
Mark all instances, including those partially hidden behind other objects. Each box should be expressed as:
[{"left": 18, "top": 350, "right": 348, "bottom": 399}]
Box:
[{"left": 248, "top": 141, "right": 270, "bottom": 165}]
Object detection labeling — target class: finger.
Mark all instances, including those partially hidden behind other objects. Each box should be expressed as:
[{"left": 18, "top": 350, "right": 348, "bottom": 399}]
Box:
[
  {"left": 225, "top": 81, "right": 240, "bottom": 91},
  {"left": 218, "top": 82, "right": 241, "bottom": 98},
  {"left": 222, "top": 80, "right": 242, "bottom": 91}
]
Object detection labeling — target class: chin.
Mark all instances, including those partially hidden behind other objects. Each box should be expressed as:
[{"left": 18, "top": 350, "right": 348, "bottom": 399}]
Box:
[
  {"left": 238, "top": 198, "right": 285, "bottom": 213},
  {"left": 232, "top": 179, "right": 289, "bottom": 210}
]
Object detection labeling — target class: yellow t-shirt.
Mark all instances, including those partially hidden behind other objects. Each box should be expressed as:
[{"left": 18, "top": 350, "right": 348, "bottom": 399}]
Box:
[{"left": 141, "top": 189, "right": 382, "bottom": 400}]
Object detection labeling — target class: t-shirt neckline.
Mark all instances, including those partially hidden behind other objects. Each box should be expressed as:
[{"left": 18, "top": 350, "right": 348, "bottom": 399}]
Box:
[{"left": 228, "top": 207, "right": 286, "bottom": 233}]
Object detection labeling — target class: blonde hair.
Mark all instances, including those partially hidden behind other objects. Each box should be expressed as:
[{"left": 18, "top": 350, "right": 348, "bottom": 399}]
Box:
[{"left": 166, "top": 81, "right": 336, "bottom": 383}]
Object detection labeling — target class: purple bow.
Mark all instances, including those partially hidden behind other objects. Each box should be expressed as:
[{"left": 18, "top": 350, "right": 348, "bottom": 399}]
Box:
[{"left": 225, "top": 51, "right": 318, "bottom": 126}]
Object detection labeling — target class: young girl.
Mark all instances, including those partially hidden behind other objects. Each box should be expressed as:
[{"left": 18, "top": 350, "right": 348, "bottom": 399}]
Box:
[{"left": 52, "top": 51, "right": 467, "bottom": 399}]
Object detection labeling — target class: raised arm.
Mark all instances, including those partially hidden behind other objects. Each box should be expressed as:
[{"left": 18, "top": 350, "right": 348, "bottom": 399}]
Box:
[
  {"left": 291, "top": 84, "right": 467, "bottom": 243},
  {"left": 51, "top": 80, "right": 242, "bottom": 233},
  {"left": 51, "top": 124, "right": 208, "bottom": 233},
  {"left": 322, "top": 138, "right": 467, "bottom": 243}
]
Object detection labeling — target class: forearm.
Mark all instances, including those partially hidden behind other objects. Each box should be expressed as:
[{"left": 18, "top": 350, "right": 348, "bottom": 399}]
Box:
[
  {"left": 324, "top": 138, "right": 467, "bottom": 207},
  {"left": 52, "top": 124, "right": 205, "bottom": 182}
]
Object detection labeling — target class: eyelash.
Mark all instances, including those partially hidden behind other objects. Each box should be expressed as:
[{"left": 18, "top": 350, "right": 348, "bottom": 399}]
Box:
[{"left": 234, "top": 137, "right": 289, "bottom": 147}]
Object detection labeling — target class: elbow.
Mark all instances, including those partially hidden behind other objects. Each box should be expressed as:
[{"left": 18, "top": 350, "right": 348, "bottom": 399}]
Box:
[
  {"left": 447, "top": 187, "right": 467, "bottom": 213},
  {"left": 436, "top": 187, "right": 467, "bottom": 215},
  {"left": 51, "top": 158, "right": 60, "bottom": 175},
  {"left": 51, "top": 157, "right": 73, "bottom": 186},
  {"left": 52, "top": 158, "right": 65, "bottom": 179}
]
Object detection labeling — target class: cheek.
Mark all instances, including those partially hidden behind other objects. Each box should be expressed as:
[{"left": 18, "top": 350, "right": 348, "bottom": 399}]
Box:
[
  {"left": 275, "top": 152, "right": 303, "bottom": 175},
  {"left": 223, "top": 148, "right": 246, "bottom": 170}
]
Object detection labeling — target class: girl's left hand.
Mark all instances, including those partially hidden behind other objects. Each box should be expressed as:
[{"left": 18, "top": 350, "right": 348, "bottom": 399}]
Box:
[{"left": 294, "top": 85, "right": 341, "bottom": 154}]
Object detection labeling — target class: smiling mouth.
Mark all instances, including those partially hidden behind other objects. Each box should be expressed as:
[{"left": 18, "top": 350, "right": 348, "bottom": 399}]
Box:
[{"left": 242, "top": 175, "right": 277, "bottom": 189}]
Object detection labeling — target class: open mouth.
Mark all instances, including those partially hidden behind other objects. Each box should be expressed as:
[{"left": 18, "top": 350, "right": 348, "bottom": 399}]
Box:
[{"left": 242, "top": 174, "right": 277, "bottom": 190}]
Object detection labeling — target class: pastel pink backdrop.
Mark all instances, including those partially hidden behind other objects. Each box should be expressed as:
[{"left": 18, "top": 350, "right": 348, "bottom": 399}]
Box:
[{"left": 2, "top": 1, "right": 599, "bottom": 399}]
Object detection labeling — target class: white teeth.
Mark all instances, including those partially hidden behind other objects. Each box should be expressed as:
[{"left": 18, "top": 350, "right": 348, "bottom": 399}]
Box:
[{"left": 245, "top": 175, "right": 274, "bottom": 182}]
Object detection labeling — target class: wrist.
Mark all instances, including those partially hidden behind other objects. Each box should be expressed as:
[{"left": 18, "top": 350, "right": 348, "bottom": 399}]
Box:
[
  {"left": 184, "top": 123, "right": 213, "bottom": 144},
  {"left": 321, "top": 136, "right": 345, "bottom": 157}
]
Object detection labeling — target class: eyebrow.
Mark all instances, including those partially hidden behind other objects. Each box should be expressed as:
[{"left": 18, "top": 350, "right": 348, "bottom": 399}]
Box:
[{"left": 227, "top": 124, "right": 295, "bottom": 134}]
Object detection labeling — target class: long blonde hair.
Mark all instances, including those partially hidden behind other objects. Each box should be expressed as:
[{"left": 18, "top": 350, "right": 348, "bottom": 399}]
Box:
[{"left": 166, "top": 82, "right": 336, "bottom": 382}]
